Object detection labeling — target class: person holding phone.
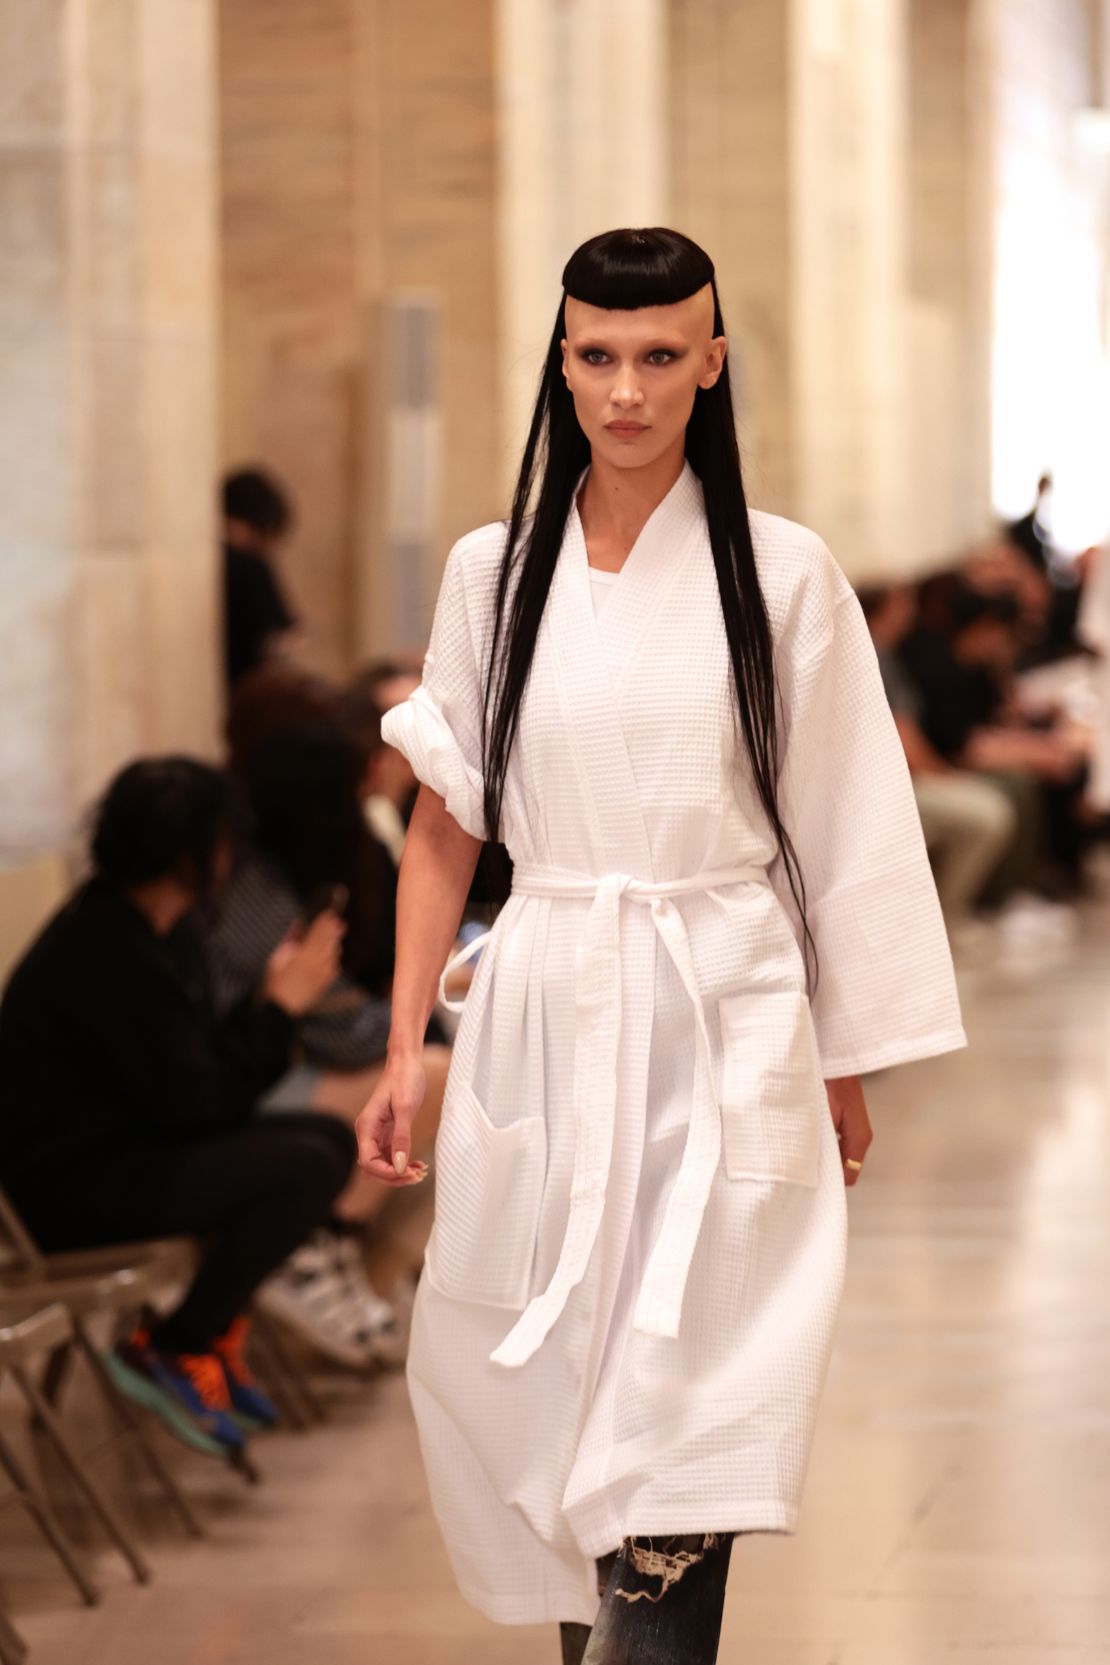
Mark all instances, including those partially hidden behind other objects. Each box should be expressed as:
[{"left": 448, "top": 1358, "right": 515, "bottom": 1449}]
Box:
[
  {"left": 0, "top": 759, "right": 363, "bottom": 1456},
  {"left": 206, "top": 717, "right": 451, "bottom": 1364}
]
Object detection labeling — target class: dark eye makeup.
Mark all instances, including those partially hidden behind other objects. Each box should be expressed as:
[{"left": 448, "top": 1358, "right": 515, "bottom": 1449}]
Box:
[{"left": 577, "top": 346, "right": 683, "bottom": 366}]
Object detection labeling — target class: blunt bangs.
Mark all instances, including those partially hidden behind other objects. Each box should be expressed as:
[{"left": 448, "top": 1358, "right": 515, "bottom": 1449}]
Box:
[{"left": 561, "top": 227, "right": 716, "bottom": 312}]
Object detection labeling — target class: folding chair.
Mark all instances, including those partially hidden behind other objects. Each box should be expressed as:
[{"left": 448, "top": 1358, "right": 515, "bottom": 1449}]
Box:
[
  {"left": 0, "top": 1595, "right": 28, "bottom": 1665},
  {"left": 0, "top": 1188, "right": 213, "bottom": 1523},
  {"left": 0, "top": 1302, "right": 151, "bottom": 1607},
  {"left": 0, "top": 1184, "right": 321, "bottom": 1443}
]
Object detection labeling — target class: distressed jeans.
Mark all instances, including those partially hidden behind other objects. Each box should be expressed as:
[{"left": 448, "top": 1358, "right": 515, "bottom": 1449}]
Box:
[{"left": 559, "top": 1532, "right": 735, "bottom": 1665}]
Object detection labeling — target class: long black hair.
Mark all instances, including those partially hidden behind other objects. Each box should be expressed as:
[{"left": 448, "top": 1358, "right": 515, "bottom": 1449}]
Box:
[
  {"left": 241, "top": 718, "right": 397, "bottom": 990},
  {"left": 481, "top": 226, "right": 814, "bottom": 985}
]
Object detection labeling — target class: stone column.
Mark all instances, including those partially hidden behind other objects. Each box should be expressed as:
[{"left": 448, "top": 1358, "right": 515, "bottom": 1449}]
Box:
[
  {"left": 789, "top": 0, "right": 916, "bottom": 577},
  {"left": 669, "top": 0, "right": 795, "bottom": 514},
  {"left": 978, "top": 0, "right": 1110, "bottom": 547},
  {"left": 219, "top": 0, "right": 501, "bottom": 667},
  {"left": 905, "top": 0, "right": 994, "bottom": 563},
  {"left": 496, "top": 0, "right": 670, "bottom": 488},
  {"left": 669, "top": 0, "right": 995, "bottom": 580},
  {"left": 0, "top": 0, "right": 220, "bottom": 858}
]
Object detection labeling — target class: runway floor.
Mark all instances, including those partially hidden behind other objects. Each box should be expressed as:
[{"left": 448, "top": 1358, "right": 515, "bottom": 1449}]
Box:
[{"left": 6, "top": 896, "right": 1110, "bottom": 1663}]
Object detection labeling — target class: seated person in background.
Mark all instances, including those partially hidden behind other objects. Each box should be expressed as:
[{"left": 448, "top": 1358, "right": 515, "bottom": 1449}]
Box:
[
  {"left": 1006, "top": 472, "right": 1053, "bottom": 574},
  {"left": 900, "top": 581, "right": 1091, "bottom": 899},
  {"left": 339, "top": 660, "right": 420, "bottom": 865},
  {"left": 858, "top": 584, "right": 1015, "bottom": 938},
  {"left": 963, "top": 539, "right": 1051, "bottom": 654},
  {"left": 1004, "top": 472, "right": 1086, "bottom": 663},
  {"left": 210, "top": 717, "right": 452, "bottom": 1357},
  {"left": 222, "top": 467, "right": 301, "bottom": 692},
  {"left": 225, "top": 659, "right": 337, "bottom": 775},
  {"left": 0, "top": 760, "right": 409, "bottom": 1455}
]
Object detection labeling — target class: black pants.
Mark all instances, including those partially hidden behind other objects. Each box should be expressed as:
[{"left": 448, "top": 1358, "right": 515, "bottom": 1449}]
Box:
[
  {"left": 8, "top": 1112, "right": 356, "bottom": 1354},
  {"left": 560, "top": 1533, "right": 735, "bottom": 1665}
]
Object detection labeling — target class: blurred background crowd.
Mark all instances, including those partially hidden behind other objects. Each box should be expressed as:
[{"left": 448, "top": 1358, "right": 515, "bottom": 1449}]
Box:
[{"left": 3, "top": 1, "right": 1110, "bottom": 1659}]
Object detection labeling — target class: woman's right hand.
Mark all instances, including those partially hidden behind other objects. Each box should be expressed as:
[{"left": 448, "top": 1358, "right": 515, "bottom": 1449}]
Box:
[
  {"left": 355, "top": 1052, "right": 430, "bottom": 1185},
  {"left": 263, "top": 911, "right": 345, "bottom": 1016}
]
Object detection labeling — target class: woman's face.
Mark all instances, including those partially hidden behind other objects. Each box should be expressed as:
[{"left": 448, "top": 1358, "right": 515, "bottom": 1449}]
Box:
[{"left": 561, "top": 283, "right": 726, "bottom": 471}]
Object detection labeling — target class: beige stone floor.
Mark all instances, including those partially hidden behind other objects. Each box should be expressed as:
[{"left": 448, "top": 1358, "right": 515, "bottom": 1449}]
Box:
[{"left": 5, "top": 901, "right": 1110, "bottom": 1663}]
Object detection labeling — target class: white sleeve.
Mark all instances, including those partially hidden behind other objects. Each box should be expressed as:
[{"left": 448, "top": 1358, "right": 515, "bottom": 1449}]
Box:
[
  {"left": 769, "top": 543, "right": 967, "bottom": 1078},
  {"left": 379, "top": 540, "right": 488, "bottom": 841}
]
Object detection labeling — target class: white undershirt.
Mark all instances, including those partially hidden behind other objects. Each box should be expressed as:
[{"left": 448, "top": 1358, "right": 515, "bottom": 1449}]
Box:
[{"left": 588, "top": 566, "right": 620, "bottom": 615}]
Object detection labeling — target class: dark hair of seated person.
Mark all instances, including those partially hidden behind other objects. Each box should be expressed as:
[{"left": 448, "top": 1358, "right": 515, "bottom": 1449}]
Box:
[
  {"left": 240, "top": 718, "right": 396, "bottom": 992},
  {"left": 225, "top": 662, "right": 339, "bottom": 776},
  {"left": 947, "top": 583, "right": 1020, "bottom": 633},
  {"left": 336, "top": 670, "right": 512, "bottom": 912},
  {"left": 335, "top": 673, "right": 390, "bottom": 760},
  {"left": 92, "top": 757, "right": 244, "bottom": 896},
  {"left": 222, "top": 467, "right": 293, "bottom": 538}
]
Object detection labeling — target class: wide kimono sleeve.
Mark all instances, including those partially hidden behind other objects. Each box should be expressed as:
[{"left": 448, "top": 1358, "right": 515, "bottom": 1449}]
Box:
[
  {"left": 379, "top": 536, "right": 489, "bottom": 840},
  {"left": 769, "top": 537, "right": 967, "bottom": 1078}
]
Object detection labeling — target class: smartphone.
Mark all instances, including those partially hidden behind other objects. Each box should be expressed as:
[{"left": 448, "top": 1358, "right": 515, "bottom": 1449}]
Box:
[{"left": 303, "top": 882, "right": 349, "bottom": 927}]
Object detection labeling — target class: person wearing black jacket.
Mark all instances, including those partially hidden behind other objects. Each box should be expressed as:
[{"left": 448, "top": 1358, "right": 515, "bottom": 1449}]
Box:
[{"left": 0, "top": 759, "right": 423, "bottom": 1452}]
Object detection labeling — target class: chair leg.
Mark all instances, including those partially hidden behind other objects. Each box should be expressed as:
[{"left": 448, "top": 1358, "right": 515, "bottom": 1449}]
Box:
[
  {"left": 0, "top": 1602, "right": 29, "bottom": 1665},
  {"left": 10, "top": 1365, "right": 152, "bottom": 1587},
  {"left": 242, "top": 1320, "right": 309, "bottom": 1430},
  {"left": 0, "top": 1429, "right": 100, "bottom": 1607},
  {"left": 251, "top": 1307, "right": 327, "bottom": 1426},
  {"left": 69, "top": 1315, "right": 204, "bottom": 1540},
  {"left": 39, "top": 1337, "right": 75, "bottom": 1409}
]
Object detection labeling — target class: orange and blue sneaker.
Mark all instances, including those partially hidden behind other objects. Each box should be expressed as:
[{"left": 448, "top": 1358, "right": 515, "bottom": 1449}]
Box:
[
  {"left": 213, "top": 1316, "right": 280, "bottom": 1431},
  {"left": 106, "top": 1328, "right": 246, "bottom": 1454}
]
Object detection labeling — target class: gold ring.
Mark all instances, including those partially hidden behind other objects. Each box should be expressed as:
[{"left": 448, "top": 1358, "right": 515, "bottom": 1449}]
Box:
[{"left": 845, "top": 1158, "right": 863, "bottom": 1171}]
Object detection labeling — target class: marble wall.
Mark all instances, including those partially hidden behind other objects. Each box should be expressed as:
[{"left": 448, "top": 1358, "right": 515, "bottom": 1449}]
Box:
[
  {"left": 218, "top": 0, "right": 500, "bottom": 669},
  {"left": 982, "top": 0, "right": 1110, "bottom": 546},
  {"left": 668, "top": 0, "right": 795, "bottom": 514},
  {"left": 6, "top": 0, "right": 1110, "bottom": 866},
  {"left": 496, "top": 0, "right": 669, "bottom": 485},
  {"left": 669, "top": 0, "right": 998, "bottom": 581},
  {"left": 1, "top": 0, "right": 220, "bottom": 859}
]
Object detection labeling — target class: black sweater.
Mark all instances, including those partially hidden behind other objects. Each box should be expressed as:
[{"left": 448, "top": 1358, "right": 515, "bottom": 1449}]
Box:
[{"left": 0, "top": 879, "right": 293, "bottom": 1180}]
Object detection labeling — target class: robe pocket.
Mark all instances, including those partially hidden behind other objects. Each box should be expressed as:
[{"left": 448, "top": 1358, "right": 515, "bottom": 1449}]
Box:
[
  {"left": 717, "top": 989, "right": 823, "bottom": 1188},
  {"left": 423, "top": 1085, "right": 548, "bottom": 1310}
]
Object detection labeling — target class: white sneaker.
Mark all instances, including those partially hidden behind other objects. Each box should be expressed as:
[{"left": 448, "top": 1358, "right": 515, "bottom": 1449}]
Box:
[
  {"left": 256, "top": 1235, "right": 377, "bottom": 1370},
  {"left": 996, "top": 892, "right": 1079, "bottom": 946},
  {"left": 333, "top": 1235, "right": 408, "bottom": 1367}
]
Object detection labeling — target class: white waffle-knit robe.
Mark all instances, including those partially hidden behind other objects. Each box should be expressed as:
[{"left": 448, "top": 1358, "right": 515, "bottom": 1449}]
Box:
[{"left": 380, "top": 461, "right": 965, "bottom": 1627}]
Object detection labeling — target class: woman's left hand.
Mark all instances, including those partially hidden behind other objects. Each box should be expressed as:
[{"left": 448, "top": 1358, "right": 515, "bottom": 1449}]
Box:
[{"left": 824, "top": 1074, "right": 872, "bottom": 1187}]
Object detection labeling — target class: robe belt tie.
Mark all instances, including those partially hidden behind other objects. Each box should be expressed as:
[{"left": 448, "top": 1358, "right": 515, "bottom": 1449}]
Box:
[{"left": 438, "top": 863, "right": 771, "bottom": 1369}]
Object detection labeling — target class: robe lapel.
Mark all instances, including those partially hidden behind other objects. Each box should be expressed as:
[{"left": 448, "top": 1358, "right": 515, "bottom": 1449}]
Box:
[
  {"left": 582, "top": 460, "right": 706, "bottom": 688},
  {"left": 541, "top": 460, "right": 706, "bottom": 878}
]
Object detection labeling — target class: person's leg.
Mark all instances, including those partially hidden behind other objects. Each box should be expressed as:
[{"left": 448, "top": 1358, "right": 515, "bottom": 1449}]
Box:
[
  {"left": 147, "top": 1115, "right": 356, "bottom": 1354},
  {"left": 11, "top": 1117, "right": 355, "bottom": 1448},
  {"left": 1040, "top": 765, "right": 1089, "bottom": 893},
  {"left": 559, "top": 1551, "right": 618, "bottom": 1665},
  {"left": 913, "top": 775, "right": 960, "bottom": 915},
  {"left": 561, "top": 1534, "right": 735, "bottom": 1665},
  {"left": 975, "top": 769, "right": 1044, "bottom": 907},
  {"left": 929, "top": 773, "right": 1016, "bottom": 920},
  {"left": 561, "top": 1622, "right": 593, "bottom": 1665}
]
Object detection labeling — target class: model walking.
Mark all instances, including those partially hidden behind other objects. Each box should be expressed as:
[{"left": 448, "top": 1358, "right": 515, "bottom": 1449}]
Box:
[{"left": 357, "top": 228, "right": 965, "bottom": 1662}]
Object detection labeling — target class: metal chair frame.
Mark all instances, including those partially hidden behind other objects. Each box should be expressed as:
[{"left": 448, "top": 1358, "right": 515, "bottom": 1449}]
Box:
[
  {"left": 0, "top": 1302, "right": 151, "bottom": 1608},
  {"left": 0, "top": 1188, "right": 206, "bottom": 1537}
]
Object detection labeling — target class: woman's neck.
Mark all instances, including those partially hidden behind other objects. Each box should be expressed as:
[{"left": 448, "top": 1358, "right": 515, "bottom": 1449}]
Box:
[{"left": 577, "top": 445, "right": 686, "bottom": 560}]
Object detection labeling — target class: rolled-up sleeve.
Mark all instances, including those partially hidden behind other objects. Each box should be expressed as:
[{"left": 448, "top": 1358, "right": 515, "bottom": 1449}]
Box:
[
  {"left": 380, "top": 540, "right": 488, "bottom": 840},
  {"left": 769, "top": 537, "right": 967, "bottom": 1078}
]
